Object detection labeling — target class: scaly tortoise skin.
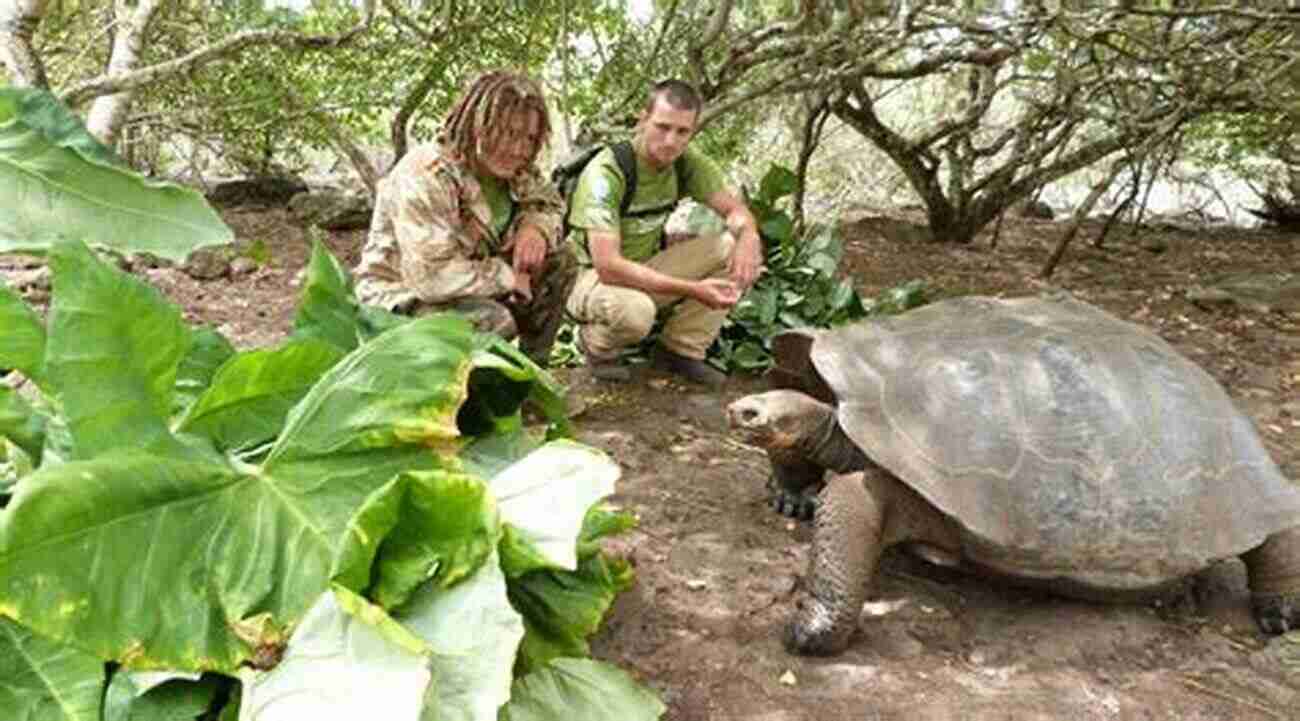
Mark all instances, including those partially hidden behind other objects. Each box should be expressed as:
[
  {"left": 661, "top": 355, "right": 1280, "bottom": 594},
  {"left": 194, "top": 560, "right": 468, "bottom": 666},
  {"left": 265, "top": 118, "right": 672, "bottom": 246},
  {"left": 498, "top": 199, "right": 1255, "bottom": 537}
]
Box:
[{"left": 728, "top": 295, "right": 1300, "bottom": 655}]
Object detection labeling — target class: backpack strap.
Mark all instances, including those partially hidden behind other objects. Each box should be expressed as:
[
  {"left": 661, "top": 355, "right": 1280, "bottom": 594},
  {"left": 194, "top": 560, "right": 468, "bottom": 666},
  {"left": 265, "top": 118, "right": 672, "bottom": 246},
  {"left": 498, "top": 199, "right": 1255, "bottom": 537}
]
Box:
[
  {"left": 610, "top": 140, "right": 639, "bottom": 219},
  {"left": 673, "top": 153, "right": 692, "bottom": 203}
]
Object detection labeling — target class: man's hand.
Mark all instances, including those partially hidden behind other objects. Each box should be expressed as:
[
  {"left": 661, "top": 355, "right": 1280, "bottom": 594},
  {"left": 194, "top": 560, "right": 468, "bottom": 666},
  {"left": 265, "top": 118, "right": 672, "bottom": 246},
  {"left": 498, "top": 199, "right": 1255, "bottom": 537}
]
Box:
[
  {"left": 511, "top": 224, "right": 547, "bottom": 276},
  {"left": 510, "top": 270, "right": 533, "bottom": 304},
  {"left": 693, "top": 278, "right": 741, "bottom": 310},
  {"left": 728, "top": 233, "right": 764, "bottom": 290},
  {"left": 705, "top": 187, "right": 765, "bottom": 290}
]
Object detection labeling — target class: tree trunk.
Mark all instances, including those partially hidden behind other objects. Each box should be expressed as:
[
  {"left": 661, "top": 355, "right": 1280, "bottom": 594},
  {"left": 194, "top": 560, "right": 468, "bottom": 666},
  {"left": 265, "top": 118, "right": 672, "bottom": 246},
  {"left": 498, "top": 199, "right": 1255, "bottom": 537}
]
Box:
[
  {"left": 0, "top": 0, "right": 50, "bottom": 88},
  {"left": 389, "top": 63, "right": 443, "bottom": 166},
  {"left": 792, "top": 93, "right": 831, "bottom": 235},
  {"left": 84, "top": 0, "right": 166, "bottom": 148},
  {"left": 1041, "top": 159, "right": 1124, "bottom": 279}
]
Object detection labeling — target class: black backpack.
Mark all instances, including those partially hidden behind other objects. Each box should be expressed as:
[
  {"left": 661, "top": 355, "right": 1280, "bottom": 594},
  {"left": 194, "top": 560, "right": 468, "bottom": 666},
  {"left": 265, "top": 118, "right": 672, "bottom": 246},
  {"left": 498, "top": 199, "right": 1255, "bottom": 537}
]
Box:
[{"left": 552, "top": 140, "right": 692, "bottom": 244}]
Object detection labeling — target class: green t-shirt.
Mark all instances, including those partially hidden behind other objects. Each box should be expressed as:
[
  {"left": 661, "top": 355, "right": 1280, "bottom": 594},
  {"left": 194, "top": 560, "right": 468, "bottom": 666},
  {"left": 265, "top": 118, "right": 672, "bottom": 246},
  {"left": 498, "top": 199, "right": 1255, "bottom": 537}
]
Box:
[
  {"left": 567, "top": 144, "right": 727, "bottom": 263},
  {"left": 475, "top": 171, "right": 515, "bottom": 245}
]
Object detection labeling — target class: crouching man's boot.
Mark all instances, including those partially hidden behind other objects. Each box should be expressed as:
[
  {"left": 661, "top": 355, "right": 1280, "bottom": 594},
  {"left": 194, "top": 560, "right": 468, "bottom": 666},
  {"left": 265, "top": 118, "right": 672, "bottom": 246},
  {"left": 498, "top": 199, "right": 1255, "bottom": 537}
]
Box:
[{"left": 654, "top": 346, "right": 725, "bottom": 388}]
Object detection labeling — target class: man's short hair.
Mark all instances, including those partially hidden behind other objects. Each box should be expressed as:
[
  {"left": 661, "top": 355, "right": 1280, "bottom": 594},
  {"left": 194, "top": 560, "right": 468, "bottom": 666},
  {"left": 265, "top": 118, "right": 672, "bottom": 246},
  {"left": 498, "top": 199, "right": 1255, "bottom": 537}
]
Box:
[{"left": 644, "top": 79, "right": 702, "bottom": 116}]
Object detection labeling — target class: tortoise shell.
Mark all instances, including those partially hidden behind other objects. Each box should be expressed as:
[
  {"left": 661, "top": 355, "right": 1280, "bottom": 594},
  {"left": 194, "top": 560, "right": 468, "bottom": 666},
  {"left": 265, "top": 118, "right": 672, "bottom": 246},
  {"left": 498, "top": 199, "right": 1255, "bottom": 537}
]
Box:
[{"left": 779, "top": 295, "right": 1300, "bottom": 589}]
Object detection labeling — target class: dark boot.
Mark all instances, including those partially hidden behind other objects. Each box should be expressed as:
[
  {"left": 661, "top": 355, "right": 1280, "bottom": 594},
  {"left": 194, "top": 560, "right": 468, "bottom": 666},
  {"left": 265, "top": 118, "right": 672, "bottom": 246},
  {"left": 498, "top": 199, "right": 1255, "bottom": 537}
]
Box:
[
  {"left": 654, "top": 346, "right": 725, "bottom": 388},
  {"left": 577, "top": 328, "right": 630, "bottom": 382},
  {"left": 586, "top": 356, "right": 631, "bottom": 382}
]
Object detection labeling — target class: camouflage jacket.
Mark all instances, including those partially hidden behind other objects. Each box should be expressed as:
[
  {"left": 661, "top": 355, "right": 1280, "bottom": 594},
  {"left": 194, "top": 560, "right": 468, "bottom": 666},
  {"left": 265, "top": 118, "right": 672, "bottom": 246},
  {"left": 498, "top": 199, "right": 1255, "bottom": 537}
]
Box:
[{"left": 355, "top": 143, "right": 564, "bottom": 310}]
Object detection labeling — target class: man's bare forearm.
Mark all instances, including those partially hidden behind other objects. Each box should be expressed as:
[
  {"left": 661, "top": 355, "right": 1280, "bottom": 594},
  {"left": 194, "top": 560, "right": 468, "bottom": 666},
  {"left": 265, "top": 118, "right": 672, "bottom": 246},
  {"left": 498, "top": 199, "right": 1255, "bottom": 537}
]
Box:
[{"left": 593, "top": 254, "right": 697, "bottom": 298}]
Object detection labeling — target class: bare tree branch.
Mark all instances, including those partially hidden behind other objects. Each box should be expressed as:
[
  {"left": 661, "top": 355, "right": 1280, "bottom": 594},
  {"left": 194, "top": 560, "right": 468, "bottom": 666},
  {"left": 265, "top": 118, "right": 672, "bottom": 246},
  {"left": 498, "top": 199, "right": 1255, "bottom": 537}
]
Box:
[
  {"left": 59, "top": 0, "right": 378, "bottom": 109},
  {"left": 0, "top": 0, "right": 50, "bottom": 88},
  {"left": 381, "top": 0, "right": 454, "bottom": 43},
  {"left": 281, "top": 84, "right": 380, "bottom": 196},
  {"left": 687, "top": 0, "right": 732, "bottom": 92}
]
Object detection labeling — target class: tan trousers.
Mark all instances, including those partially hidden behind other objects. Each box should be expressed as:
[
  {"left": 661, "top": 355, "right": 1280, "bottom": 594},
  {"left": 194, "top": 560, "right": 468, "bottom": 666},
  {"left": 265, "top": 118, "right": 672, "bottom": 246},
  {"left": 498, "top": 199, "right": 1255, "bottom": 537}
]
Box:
[{"left": 565, "top": 232, "right": 734, "bottom": 361}]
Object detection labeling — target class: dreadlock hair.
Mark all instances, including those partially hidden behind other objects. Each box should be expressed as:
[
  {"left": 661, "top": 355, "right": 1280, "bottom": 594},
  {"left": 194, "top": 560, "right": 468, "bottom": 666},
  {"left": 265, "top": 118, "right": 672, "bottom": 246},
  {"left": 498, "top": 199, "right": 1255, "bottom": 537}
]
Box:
[
  {"left": 440, "top": 70, "right": 551, "bottom": 166},
  {"left": 643, "top": 79, "right": 702, "bottom": 117}
]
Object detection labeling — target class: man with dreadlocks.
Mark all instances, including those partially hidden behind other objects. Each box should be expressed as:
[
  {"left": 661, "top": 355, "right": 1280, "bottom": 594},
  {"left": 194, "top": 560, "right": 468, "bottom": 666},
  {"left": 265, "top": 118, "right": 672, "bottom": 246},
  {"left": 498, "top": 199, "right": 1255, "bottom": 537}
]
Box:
[{"left": 355, "top": 70, "right": 576, "bottom": 363}]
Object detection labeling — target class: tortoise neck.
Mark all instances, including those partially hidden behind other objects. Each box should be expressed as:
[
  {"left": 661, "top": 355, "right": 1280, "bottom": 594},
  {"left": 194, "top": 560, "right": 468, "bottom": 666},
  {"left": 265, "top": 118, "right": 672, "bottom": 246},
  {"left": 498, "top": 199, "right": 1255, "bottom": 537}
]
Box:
[{"left": 805, "top": 405, "right": 866, "bottom": 474}]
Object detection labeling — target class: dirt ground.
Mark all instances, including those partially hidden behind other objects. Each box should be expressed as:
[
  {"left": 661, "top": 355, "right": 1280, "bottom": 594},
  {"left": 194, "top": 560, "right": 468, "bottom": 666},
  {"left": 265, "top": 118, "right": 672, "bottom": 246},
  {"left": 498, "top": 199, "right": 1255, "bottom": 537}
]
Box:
[{"left": 6, "top": 204, "right": 1298, "bottom": 720}]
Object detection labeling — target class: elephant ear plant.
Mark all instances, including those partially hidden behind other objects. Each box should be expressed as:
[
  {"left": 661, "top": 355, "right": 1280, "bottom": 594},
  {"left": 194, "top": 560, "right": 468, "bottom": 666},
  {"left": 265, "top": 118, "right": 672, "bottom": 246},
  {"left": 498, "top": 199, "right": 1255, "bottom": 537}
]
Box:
[{"left": 0, "top": 86, "right": 663, "bottom": 721}]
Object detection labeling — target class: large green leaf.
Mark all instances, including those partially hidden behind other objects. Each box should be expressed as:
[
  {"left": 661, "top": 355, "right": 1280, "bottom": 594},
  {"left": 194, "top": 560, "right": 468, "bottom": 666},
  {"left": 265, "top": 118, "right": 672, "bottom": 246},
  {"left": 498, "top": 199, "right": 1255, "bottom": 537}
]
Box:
[
  {"left": 397, "top": 548, "right": 525, "bottom": 721},
  {"left": 369, "top": 469, "right": 500, "bottom": 610},
  {"left": 508, "top": 539, "right": 635, "bottom": 673},
  {"left": 0, "top": 387, "right": 47, "bottom": 463},
  {"left": 0, "top": 282, "right": 45, "bottom": 386},
  {"left": 0, "top": 86, "right": 124, "bottom": 168},
  {"left": 45, "top": 240, "right": 197, "bottom": 460},
  {"left": 264, "top": 315, "right": 477, "bottom": 464},
  {"left": 238, "top": 587, "right": 433, "bottom": 721},
  {"left": 470, "top": 338, "right": 570, "bottom": 435},
  {"left": 757, "top": 165, "right": 798, "bottom": 205},
  {"left": 490, "top": 441, "right": 619, "bottom": 577},
  {"left": 291, "top": 239, "right": 364, "bottom": 353},
  {"left": 172, "top": 327, "right": 236, "bottom": 420},
  {"left": 498, "top": 659, "right": 665, "bottom": 721},
  {"left": 0, "top": 87, "right": 233, "bottom": 261},
  {"left": 0, "top": 318, "right": 505, "bottom": 671},
  {"left": 0, "top": 431, "right": 434, "bottom": 672},
  {"left": 0, "top": 615, "right": 104, "bottom": 721},
  {"left": 175, "top": 338, "right": 345, "bottom": 452},
  {"left": 103, "top": 671, "right": 220, "bottom": 721}
]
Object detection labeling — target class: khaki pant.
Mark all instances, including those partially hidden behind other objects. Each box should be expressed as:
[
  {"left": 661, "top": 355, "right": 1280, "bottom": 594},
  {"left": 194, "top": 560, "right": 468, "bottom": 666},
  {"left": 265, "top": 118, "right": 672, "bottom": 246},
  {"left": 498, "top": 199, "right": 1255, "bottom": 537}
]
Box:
[{"left": 565, "top": 232, "right": 734, "bottom": 361}]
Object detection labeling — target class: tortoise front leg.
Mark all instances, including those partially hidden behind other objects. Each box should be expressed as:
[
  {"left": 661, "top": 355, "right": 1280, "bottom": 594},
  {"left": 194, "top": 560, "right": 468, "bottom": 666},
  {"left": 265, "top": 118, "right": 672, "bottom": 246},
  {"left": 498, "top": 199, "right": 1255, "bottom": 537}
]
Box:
[
  {"left": 1242, "top": 526, "right": 1300, "bottom": 634},
  {"left": 785, "top": 470, "right": 881, "bottom": 655},
  {"left": 767, "top": 455, "right": 824, "bottom": 521}
]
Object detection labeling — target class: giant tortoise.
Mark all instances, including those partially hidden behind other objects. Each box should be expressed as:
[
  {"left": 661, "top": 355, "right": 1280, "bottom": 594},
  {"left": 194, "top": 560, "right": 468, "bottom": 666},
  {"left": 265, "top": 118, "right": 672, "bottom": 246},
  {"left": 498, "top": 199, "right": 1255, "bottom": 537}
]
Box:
[{"left": 727, "top": 294, "right": 1300, "bottom": 655}]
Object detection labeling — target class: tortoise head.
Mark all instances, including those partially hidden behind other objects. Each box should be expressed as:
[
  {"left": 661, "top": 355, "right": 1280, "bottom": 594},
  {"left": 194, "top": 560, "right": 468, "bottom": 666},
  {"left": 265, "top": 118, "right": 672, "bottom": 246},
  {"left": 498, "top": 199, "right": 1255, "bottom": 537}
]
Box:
[{"left": 727, "top": 390, "right": 834, "bottom": 453}]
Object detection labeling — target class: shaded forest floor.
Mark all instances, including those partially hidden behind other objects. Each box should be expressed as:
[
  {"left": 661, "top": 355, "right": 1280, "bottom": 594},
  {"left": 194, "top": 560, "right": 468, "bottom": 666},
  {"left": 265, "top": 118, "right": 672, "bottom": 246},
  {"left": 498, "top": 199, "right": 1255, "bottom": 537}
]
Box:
[{"left": 6, "top": 204, "right": 1296, "bottom": 720}]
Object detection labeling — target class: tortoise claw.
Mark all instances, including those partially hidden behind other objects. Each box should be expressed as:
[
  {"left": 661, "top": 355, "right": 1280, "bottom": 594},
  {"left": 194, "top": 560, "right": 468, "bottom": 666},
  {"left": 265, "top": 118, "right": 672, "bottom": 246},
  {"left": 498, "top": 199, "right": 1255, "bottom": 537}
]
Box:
[
  {"left": 783, "top": 597, "right": 854, "bottom": 656},
  {"left": 767, "top": 477, "right": 821, "bottom": 521},
  {"left": 1252, "top": 594, "right": 1299, "bottom": 635}
]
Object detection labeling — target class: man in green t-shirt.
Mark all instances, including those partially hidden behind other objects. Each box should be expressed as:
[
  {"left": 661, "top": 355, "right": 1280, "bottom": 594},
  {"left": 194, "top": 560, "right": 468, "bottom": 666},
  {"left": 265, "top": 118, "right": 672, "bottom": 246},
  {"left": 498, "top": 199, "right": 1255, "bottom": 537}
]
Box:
[{"left": 564, "top": 80, "right": 763, "bottom": 387}]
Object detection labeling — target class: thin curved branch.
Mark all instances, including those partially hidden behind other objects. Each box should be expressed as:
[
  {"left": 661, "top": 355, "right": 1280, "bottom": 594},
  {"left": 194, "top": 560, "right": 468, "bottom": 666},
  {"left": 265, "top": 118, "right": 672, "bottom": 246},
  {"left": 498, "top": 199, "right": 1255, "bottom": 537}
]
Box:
[
  {"left": 389, "top": 63, "right": 443, "bottom": 164},
  {"left": 610, "top": 0, "right": 683, "bottom": 118},
  {"left": 381, "top": 0, "right": 454, "bottom": 42},
  {"left": 687, "top": 0, "right": 732, "bottom": 92},
  {"left": 385, "top": 5, "right": 502, "bottom": 161},
  {"left": 59, "top": 0, "right": 377, "bottom": 108},
  {"left": 280, "top": 83, "right": 380, "bottom": 196}
]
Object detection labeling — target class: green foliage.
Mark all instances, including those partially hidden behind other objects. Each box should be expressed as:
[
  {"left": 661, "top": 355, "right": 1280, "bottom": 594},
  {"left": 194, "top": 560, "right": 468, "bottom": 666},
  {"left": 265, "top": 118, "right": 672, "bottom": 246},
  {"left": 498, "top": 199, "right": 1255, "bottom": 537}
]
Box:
[
  {"left": 499, "top": 658, "right": 666, "bottom": 721},
  {"left": 0, "top": 86, "right": 233, "bottom": 260},
  {"left": 1183, "top": 110, "right": 1296, "bottom": 186},
  {"left": 103, "top": 672, "right": 225, "bottom": 721},
  {"left": 0, "top": 240, "right": 660, "bottom": 720},
  {"left": 708, "top": 164, "right": 927, "bottom": 373},
  {"left": 0, "top": 100, "right": 661, "bottom": 717},
  {"left": 242, "top": 237, "right": 273, "bottom": 266},
  {"left": 0, "top": 616, "right": 104, "bottom": 721},
  {"left": 130, "top": 1, "right": 600, "bottom": 176}
]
